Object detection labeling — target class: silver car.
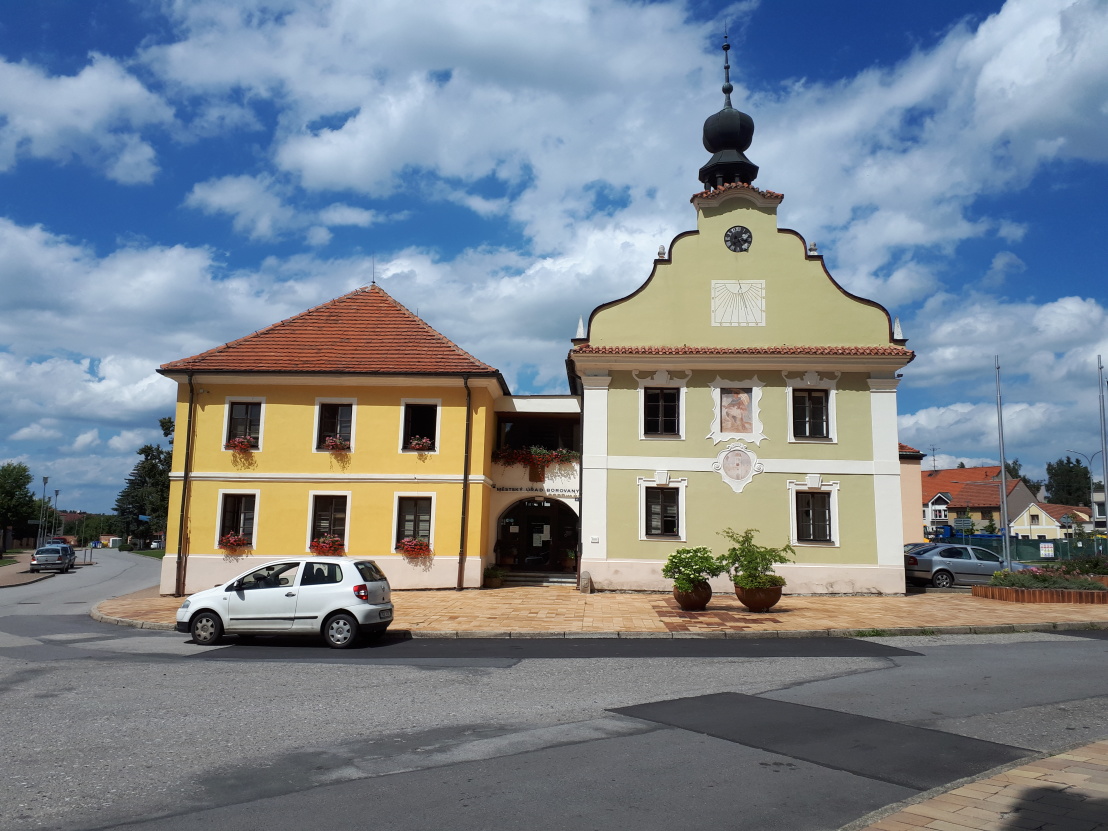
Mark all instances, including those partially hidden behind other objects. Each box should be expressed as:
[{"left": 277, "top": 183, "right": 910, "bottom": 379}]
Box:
[
  {"left": 175, "top": 557, "right": 393, "bottom": 648},
  {"left": 904, "top": 543, "right": 1023, "bottom": 588},
  {"left": 29, "top": 544, "right": 76, "bottom": 573}
]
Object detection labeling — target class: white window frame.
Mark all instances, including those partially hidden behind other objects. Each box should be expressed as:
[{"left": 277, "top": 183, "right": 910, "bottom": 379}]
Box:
[
  {"left": 634, "top": 369, "right": 690, "bottom": 441},
  {"left": 784, "top": 371, "right": 839, "bottom": 444},
  {"left": 312, "top": 397, "right": 357, "bottom": 453},
  {"left": 399, "top": 398, "right": 442, "bottom": 454},
  {"left": 637, "top": 474, "right": 688, "bottom": 542},
  {"left": 392, "top": 491, "right": 437, "bottom": 552},
  {"left": 214, "top": 489, "right": 261, "bottom": 550},
  {"left": 787, "top": 474, "right": 840, "bottom": 547},
  {"left": 707, "top": 375, "right": 766, "bottom": 445},
  {"left": 305, "top": 490, "right": 352, "bottom": 553},
  {"left": 222, "top": 396, "right": 266, "bottom": 452}
]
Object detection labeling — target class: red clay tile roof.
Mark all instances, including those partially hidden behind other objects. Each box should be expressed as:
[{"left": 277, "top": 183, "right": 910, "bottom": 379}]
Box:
[
  {"left": 159, "top": 285, "right": 503, "bottom": 378},
  {"left": 690, "top": 181, "right": 785, "bottom": 203},
  {"left": 1035, "top": 503, "right": 1090, "bottom": 521},
  {"left": 899, "top": 442, "right": 924, "bottom": 456},
  {"left": 921, "top": 466, "right": 1002, "bottom": 503},
  {"left": 572, "top": 344, "right": 913, "bottom": 358},
  {"left": 949, "top": 481, "right": 1022, "bottom": 509}
]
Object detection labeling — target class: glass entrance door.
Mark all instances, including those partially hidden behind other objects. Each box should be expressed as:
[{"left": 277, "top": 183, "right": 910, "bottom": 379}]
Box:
[{"left": 495, "top": 499, "right": 578, "bottom": 573}]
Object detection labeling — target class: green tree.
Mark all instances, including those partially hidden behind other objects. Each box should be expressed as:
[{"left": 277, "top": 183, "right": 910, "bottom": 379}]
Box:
[
  {"left": 1046, "top": 456, "right": 1092, "bottom": 506},
  {"left": 1005, "top": 458, "right": 1044, "bottom": 494},
  {"left": 114, "top": 419, "right": 174, "bottom": 542},
  {"left": 0, "top": 462, "right": 36, "bottom": 551}
]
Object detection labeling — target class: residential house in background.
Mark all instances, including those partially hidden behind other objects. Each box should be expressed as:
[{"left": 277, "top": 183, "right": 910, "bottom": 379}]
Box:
[
  {"left": 920, "top": 466, "right": 1037, "bottom": 536},
  {"left": 1009, "top": 503, "right": 1090, "bottom": 540},
  {"left": 899, "top": 444, "right": 925, "bottom": 544}
]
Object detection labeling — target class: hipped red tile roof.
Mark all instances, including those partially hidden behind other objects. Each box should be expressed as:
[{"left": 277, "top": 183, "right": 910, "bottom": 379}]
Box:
[
  {"left": 572, "top": 344, "right": 914, "bottom": 359},
  {"left": 159, "top": 285, "right": 502, "bottom": 378},
  {"left": 921, "top": 466, "right": 1026, "bottom": 509}
]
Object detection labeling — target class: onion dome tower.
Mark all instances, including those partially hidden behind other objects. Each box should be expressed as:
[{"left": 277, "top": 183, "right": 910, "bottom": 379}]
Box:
[{"left": 698, "top": 36, "right": 758, "bottom": 189}]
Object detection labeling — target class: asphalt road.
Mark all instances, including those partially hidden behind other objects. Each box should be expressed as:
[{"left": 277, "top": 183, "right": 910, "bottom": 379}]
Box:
[{"left": 1, "top": 552, "right": 1106, "bottom": 831}]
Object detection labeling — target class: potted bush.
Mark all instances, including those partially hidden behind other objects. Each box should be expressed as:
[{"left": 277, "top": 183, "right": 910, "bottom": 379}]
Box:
[
  {"left": 321, "top": 436, "right": 350, "bottom": 453},
  {"left": 218, "top": 532, "right": 251, "bottom": 555},
  {"left": 483, "top": 564, "right": 506, "bottom": 588},
  {"left": 661, "top": 546, "right": 723, "bottom": 611},
  {"left": 718, "top": 527, "right": 794, "bottom": 612},
  {"left": 225, "top": 436, "right": 256, "bottom": 453},
  {"left": 309, "top": 533, "right": 345, "bottom": 556},
  {"left": 396, "top": 537, "right": 431, "bottom": 559}
]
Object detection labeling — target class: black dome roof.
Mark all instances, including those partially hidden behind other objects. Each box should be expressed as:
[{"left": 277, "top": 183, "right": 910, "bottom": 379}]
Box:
[{"left": 698, "top": 39, "right": 758, "bottom": 188}]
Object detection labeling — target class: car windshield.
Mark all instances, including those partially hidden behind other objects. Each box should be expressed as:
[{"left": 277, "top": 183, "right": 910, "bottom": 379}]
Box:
[{"left": 355, "top": 561, "right": 386, "bottom": 583}]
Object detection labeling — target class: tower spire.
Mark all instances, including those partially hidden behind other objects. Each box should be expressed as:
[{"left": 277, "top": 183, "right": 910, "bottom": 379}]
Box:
[{"left": 698, "top": 36, "right": 758, "bottom": 189}]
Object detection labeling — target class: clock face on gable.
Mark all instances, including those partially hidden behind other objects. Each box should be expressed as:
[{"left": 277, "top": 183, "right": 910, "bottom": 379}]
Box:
[{"left": 724, "top": 225, "right": 753, "bottom": 252}]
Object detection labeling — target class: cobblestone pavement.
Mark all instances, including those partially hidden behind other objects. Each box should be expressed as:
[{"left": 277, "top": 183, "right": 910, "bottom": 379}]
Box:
[
  {"left": 853, "top": 739, "right": 1108, "bottom": 831},
  {"left": 93, "top": 584, "right": 1108, "bottom": 636}
]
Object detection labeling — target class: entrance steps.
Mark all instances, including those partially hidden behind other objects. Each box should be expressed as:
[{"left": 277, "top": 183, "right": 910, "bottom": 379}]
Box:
[{"left": 502, "top": 571, "right": 577, "bottom": 587}]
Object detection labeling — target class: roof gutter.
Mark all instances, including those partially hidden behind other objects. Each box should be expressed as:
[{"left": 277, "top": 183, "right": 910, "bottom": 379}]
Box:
[
  {"left": 456, "top": 375, "right": 473, "bottom": 590},
  {"left": 174, "top": 373, "right": 197, "bottom": 597}
]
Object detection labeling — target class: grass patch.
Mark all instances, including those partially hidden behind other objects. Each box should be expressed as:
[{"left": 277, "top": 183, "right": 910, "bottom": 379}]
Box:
[
  {"left": 0, "top": 558, "right": 15, "bottom": 568},
  {"left": 919, "top": 628, "right": 938, "bottom": 636},
  {"left": 852, "top": 628, "right": 890, "bottom": 638},
  {"left": 135, "top": 550, "right": 165, "bottom": 560}
]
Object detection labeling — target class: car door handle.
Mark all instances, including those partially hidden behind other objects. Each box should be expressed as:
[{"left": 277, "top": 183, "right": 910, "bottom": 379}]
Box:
[{"left": 285, "top": 592, "right": 296, "bottom": 597}]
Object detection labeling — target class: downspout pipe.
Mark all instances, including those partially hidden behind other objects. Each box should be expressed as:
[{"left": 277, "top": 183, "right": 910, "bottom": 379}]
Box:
[
  {"left": 174, "top": 373, "right": 198, "bottom": 597},
  {"left": 456, "top": 376, "right": 473, "bottom": 590}
]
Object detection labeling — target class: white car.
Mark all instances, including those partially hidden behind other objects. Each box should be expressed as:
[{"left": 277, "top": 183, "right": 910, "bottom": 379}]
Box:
[{"left": 175, "top": 557, "right": 393, "bottom": 648}]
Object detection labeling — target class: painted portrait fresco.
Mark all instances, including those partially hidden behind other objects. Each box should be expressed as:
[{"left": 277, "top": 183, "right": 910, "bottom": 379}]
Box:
[{"left": 720, "top": 388, "right": 752, "bottom": 433}]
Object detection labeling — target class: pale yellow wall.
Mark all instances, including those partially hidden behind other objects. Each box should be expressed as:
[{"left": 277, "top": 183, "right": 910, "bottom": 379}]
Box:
[
  {"left": 604, "top": 370, "right": 874, "bottom": 461},
  {"left": 588, "top": 194, "right": 892, "bottom": 348},
  {"left": 605, "top": 468, "right": 878, "bottom": 565}
]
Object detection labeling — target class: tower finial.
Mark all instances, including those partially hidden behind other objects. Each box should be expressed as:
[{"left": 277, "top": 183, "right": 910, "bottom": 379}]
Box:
[{"left": 722, "top": 34, "right": 733, "bottom": 108}]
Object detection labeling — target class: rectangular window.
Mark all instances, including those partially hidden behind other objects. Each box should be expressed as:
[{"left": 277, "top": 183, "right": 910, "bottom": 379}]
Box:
[
  {"left": 792, "top": 390, "right": 828, "bottom": 439},
  {"left": 645, "top": 488, "right": 679, "bottom": 537},
  {"left": 396, "top": 497, "right": 432, "bottom": 543},
  {"left": 227, "top": 402, "right": 261, "bottom": 447},
  {"left": 220, "top": 494, "right": 256, "bottom": 541},
  {"left": 403, "top": 404, "right": 437, "bottom": 451},
  {"left": 644, "top": 388, "right": 680, "bottom": 436},
  {"left": 1030, "top": 514, "right": 1040, "bottom": 525},
  {"left": 796, "top": 491, "right": 832, "bottom": 542},
  {"left": 317, "top": 403, "right": 353, "bottom": 449},
  {"left": 311, "top": 495, "right": 347, "bottom": 542}
]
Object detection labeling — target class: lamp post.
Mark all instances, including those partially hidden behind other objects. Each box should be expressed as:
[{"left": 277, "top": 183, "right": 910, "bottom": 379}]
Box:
[
  {"left": 53, "top": 489, "right": 60, "bottom": 538},
  {"left": 1065, "top": 449, "right": 1101, "bottom": 556},
  {"left": 37, "top": 476, "right": 49, "bottom": 548}
]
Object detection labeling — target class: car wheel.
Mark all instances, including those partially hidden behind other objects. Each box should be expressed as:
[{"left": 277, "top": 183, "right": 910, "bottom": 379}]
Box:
[
  {"left": 190, "top": 611, "right": 223, "bottom": 645},
  {"left": 323, "top": 613, "right": 359, "bottom": 649},
  {"left": 931, "top": 570, "right": 954, "bottom": 589}
]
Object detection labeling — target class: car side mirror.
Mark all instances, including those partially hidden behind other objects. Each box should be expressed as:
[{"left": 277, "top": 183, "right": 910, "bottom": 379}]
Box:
[
  {"left": 279, "top": 578, "right": 289, "bottom": 586},
  {"left": 227, "top": 579, "right": 243, "bottom": 591}
]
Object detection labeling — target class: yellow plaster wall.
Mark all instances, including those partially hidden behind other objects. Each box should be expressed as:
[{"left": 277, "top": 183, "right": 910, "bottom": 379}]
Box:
[{"left": 588, "top": 194, "right": 892, "bottom": 347}]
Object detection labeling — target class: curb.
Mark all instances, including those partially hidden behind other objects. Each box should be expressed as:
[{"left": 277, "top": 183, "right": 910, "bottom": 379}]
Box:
[
  {"left": 0, "top": 572, "right": 55, "bottom": 589},
  {"left": 837, "top": 735, "right": 1108, "bottom": 831},
  {"left": 88, "top": 604, "right": 1108, "bottom": 638}
]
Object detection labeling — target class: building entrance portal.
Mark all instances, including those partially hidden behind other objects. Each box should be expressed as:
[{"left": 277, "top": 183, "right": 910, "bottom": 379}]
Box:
[{"left": 495, "top": 499, "right": 578, "bottom": 573}]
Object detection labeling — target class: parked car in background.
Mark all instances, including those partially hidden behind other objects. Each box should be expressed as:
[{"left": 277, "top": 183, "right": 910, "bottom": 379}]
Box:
[
  {"left": 30, "top": 544, "right": 77, "bottom": 574},
  {"left": 176, "top": 557, "right": 393, "bottom": 648},
  {"left": 904, "top": 544, "right": 1030, "bottom": 588}
]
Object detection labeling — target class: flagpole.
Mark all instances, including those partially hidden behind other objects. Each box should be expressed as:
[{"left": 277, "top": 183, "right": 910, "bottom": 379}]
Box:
[
  {"left": 1099, "top": 355, "right": 1107, "bottom": 557},
  {"left": 996, "top": 356, "right": 1011, "bottom": 570}
]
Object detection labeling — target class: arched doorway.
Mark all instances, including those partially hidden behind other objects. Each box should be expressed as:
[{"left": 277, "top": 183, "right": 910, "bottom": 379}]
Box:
[{"left": 495, "top": 498, "right": 579, "bottom": 573}]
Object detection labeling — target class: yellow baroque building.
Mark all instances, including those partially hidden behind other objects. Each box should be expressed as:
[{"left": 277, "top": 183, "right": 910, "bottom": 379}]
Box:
[{"left": 158, "top": 63, "right": 915, "bottom": 596}]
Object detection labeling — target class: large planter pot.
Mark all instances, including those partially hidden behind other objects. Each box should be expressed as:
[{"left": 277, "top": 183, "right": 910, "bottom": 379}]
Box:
[
  {"left": 972, "top": 585, "right": 1108, "bottom": 604},
  {"left": 735, "top": 585, "right": 783, "bottom": 613},
  {"left": 528, "top": 463, "right": 546, "bottom": 483},
  {"left": 673, "top": 582, "right": 712, "bottom": 611},
  {"left": 484, "top": 577, "right": 503, "bottom": 589}
]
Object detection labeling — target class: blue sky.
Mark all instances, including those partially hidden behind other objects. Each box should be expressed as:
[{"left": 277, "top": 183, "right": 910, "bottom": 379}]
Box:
[{"left": 3, "top": 0, "right": 1108, "bottom": 513}]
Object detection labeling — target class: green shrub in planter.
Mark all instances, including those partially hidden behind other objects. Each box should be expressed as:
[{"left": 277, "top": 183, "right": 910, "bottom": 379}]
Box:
[
  {"left": 661, "top": 547, "right": 723, "bottom": 592},
  {"left": 118, "top": 543, "right": 135, "bottom": 552},
  {"left": 990, "top": 569, "right": 1107, "bottom": 591},
  {"left": 717, "top": 528, "right": 794, "bottom": 589},
  {"left": 483, "top": 565, "right": 506, "bottom": 579}
]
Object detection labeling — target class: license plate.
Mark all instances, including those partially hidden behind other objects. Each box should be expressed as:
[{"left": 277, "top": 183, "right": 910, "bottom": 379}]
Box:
[{"left": 379, "top": 609, "right": 392, "bottom": 620}]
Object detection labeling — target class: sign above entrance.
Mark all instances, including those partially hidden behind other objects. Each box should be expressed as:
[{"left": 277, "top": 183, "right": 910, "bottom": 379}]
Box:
[{"left": 494, "top": 485, "right": 580, "bottom": 499}]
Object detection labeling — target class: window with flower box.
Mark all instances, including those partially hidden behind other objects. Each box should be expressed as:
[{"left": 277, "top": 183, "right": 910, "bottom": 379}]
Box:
[
  {"left": 395, "top": 496, "right": 432, "bottom": 546},
  {"left": 218, "top": 492, "right": 256, "bottom": 548},
  {"left": 316, "top": 402, "right": 353, "bottom": 451},
  {"left": 225, "top": 401, "right": 262, "bottom": 449},
  {"left": 402, "top": 402, "right": 438, "bottom": 452},
  {"left": 311, "top": 495, "right": 347, "bottom": 543}
]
